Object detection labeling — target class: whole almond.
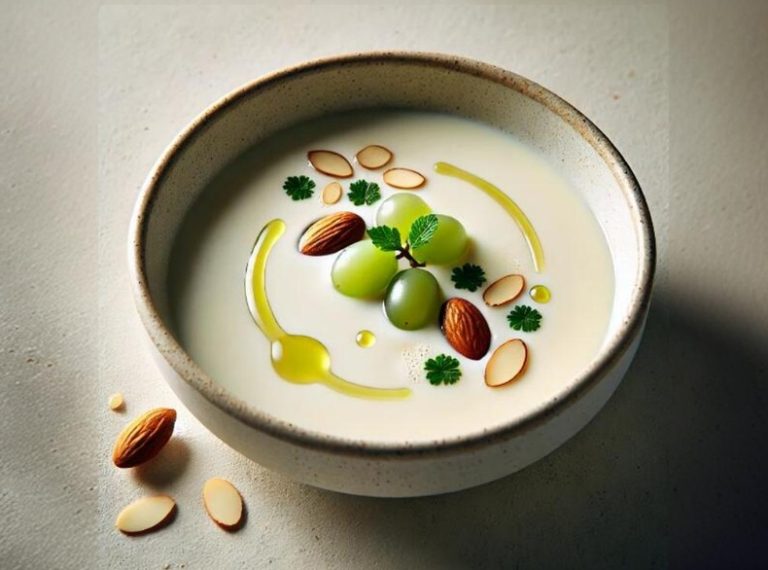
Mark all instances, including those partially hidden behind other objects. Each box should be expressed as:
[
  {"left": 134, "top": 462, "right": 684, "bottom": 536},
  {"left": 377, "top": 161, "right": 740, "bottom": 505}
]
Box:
[
  {"left": 112, "top": 407, "right": 176, "bottom": 468},
  {"left": 299, "top": 211, "right": 366, "bottom": 256},
  {"left": 439, "top": 298, "right": 492, "bottom": 360}
]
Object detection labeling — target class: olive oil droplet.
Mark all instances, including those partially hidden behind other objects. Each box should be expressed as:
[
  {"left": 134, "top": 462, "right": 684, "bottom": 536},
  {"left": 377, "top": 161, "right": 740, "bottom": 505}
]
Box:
[
  {"left": 356, "top": 330, "right": 376, "bottom": 348},
  {"left": 530, "top": 285, "right": 551, "bottom": 304}
]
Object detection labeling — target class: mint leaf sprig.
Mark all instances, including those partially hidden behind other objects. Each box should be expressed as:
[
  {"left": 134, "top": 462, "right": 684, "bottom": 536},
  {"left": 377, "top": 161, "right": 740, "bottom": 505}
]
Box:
[
  {"left": 366, "top": 226, "right": 402, "bottom": 252},
  {"left": 407, "top": 214, "right": 438, "bottom": 249},
  {"left": 368, "top": 214, "right": 438, "bottom": 268}
]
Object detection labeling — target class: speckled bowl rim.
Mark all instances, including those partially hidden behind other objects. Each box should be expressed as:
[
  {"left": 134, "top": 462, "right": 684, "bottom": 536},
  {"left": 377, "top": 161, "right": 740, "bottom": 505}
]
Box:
[{"left": 129, "top": 51, "right": 655, "bottom": 459}]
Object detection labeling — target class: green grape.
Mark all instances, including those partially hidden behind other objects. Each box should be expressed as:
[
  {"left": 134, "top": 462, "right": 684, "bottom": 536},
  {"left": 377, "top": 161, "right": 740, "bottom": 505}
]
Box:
[
  {"left": 332, "top": 241, "right": 398, "bottom": 299},
  {"left": 384, "top": 269, "right": 442, "bottom": 330},
  {"left": 411, "top": 214, "right": 468, "bottom": 265},
  {"left": 376, "top": 194, "right": 432, "bottom": 238}
]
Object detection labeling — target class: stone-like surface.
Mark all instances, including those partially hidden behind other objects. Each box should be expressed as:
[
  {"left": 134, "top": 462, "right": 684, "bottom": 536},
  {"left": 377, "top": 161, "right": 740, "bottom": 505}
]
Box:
[{"left": 2, "top": 1, "right": 767, "bottom": 568}]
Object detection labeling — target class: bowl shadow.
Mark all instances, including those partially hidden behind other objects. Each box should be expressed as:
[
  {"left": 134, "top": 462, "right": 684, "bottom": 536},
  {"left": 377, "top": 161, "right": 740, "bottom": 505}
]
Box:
[{"left": 273, "top": 288, "right": 768, "bottom": 568}]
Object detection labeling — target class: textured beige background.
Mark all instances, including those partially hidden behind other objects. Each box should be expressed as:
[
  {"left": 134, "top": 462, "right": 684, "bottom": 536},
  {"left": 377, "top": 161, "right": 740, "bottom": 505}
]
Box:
[{"left": 2, "top": 1, "right": 766, "bottom": 568}]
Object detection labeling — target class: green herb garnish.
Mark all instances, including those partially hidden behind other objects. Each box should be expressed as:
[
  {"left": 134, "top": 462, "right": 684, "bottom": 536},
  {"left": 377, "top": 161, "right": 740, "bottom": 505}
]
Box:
[
  {"left": 407, "top": 214, "right": 438, "bottom": 249},
  {"left": 424, "top": 354, "right": 462, "bottom": 385},
  {"left": 507, "top": 305, "right": 542, "bottom": 332},
  {"left": 451, "top": 263, "right": 487, "bottom": 292},
  {"left": 368, "top": 215, "right": 439, "bottom": 268},
  {"left": 368, "top": 226, "right": 402, "bottom": 251},
  {"left": 282, "top": 175, "right": 315, "bottom": 200},
  {"left": 348, "top": 179, "right": 381, "bottom": 206}
]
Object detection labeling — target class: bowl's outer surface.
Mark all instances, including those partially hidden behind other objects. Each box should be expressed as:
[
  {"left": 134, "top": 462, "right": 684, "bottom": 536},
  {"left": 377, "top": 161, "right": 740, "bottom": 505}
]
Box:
[{"left": 129, "top": 52, "right": 655, "bottom": 497}]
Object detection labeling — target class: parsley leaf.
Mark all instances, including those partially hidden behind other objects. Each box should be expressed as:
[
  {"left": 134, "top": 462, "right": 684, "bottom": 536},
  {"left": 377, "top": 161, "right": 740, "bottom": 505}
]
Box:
[
  {"left": 507, "top": 305, "right": 542, "bottom": 332},
  {"left": 368, "top": 225, "right": 402, "bottom": 251},
  {"left": 348, "top": 179, "right": 381, "bottom": 206},
  {"left": 408, "top": 214, "right": 439, "bottom": 249},
  {"left": 282, "top": 175, "right": 315, "bottom": 200},
  {"left": 424, "top": 354, "right": 462, "bottom": 386},
  {"left": 451, "top": 263, "right": 487, "bottom": 292}
]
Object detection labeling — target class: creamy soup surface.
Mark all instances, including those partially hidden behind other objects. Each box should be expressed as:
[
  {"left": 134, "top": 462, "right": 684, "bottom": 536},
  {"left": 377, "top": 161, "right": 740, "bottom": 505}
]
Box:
[{"left": 169, "top": 110, "right": 614, "bottom": 444}]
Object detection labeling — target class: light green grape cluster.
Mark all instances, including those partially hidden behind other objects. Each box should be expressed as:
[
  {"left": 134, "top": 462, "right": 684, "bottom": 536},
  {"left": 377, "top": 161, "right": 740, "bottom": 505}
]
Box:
[
  {"left": 331, "top": 241, "right": 399, "bottom": 299},
  {"left": 384, "top": 268, "right": 441, "bottom": 330},
  {"left": 411, "top": 214, "right": 467, "bottom": 265},
  {"left": 375, "top": 193, "right": 431, "bottom": 237},
  {"left": 331, "top": 194, "right": 468, "bottom": 330}
]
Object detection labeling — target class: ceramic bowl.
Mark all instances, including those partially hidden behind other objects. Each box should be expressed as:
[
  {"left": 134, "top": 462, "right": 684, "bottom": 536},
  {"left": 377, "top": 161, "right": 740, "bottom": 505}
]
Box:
[{"left": 129, "top": 52, "right": 655, "bottom": 497}]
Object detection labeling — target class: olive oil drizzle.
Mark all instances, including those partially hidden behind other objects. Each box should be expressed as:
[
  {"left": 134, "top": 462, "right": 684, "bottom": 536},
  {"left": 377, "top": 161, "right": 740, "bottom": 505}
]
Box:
[
  {"left": 245, "top": 219, "right": 411, "bottom": 400},
  {"left": 434, "top": 161, "right": 545, "bottom": 272}
]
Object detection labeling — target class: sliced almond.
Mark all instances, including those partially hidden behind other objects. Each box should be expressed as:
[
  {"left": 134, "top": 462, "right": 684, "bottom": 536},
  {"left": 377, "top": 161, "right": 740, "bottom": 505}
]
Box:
[
  {"left": 321, "top": 181, "right": 343, "bottom": 205},
  {"left": 383, "top": 168, "right": 426, "bottom": 189},
  {"left": 483, "top": 274, "right": 526, "bottom": 307},
  {"left": 439, "top": 298, "right": 491, "bottom": 360},
  {"left": 112, "top": 408, "right": 176, "bottom": 468},
  {"left": 203, "top": 478, "right": 244, "bottom": 530},
  {"left": 108, "top": 392, "right": 125, "bottom": 411},
  {"left": 356, "top": 145, "right": 393, "bottom": 169},
  {"left": 485, "top": 339, "right": 528, "bottom": 387},
  {"left": 299, "top": 211, "right": 366, "bottom": 256},
  {"left": 116, "top": 495, "right": 176, "bottom": 535},
  {"left": 307, "top": 150, "right": 353, "bottom": 178}
]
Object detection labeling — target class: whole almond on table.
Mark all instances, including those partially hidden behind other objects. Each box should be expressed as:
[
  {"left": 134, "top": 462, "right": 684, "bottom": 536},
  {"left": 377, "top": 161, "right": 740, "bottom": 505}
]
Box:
[
  {"left": 439, "top": 298, "right": 492, "bottom": 360},
  {"left": 112, "top": 407, "right": 177, "bottom": 468},
  {"left": 299, "top": 211, "right": 366, "bottom": 256}
]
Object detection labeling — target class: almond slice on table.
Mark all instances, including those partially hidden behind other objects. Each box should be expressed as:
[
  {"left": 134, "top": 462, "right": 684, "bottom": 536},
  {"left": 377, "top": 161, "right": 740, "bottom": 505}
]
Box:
[
  {"left": 108, "top": 392, "right": 125, "bottom": 411},
  {"left": 485, "top": 339, "right": 528, "bottom": 387},
  {"left": 299, "top": 211, "right": 366, "bottom": 256},
  {"left": 483, "top": 274, "right": 526, "bottom": 307},
  {"left": 356, "top": 145, "right": 393, "bottom": 169},
  {"left": 203, "top": 478, "right": 244, "bottom": 530},
  {"left": 439, "top": 298, "right": 491, "bottom": 360},
  {"left": 112, "top": 407, "right": 176, "bottom": 468},
  {"left": 383, "top": 167, "right": 426, "bottom": 189},
  {"left": 307, "top": 150, "right": 354, "bottom": 178},
  {"left": 116, "top": 495, "right": 176, "bottom": 535},
  {"left": 321, "top": 181, "right": 343, "bottom": 205}
]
